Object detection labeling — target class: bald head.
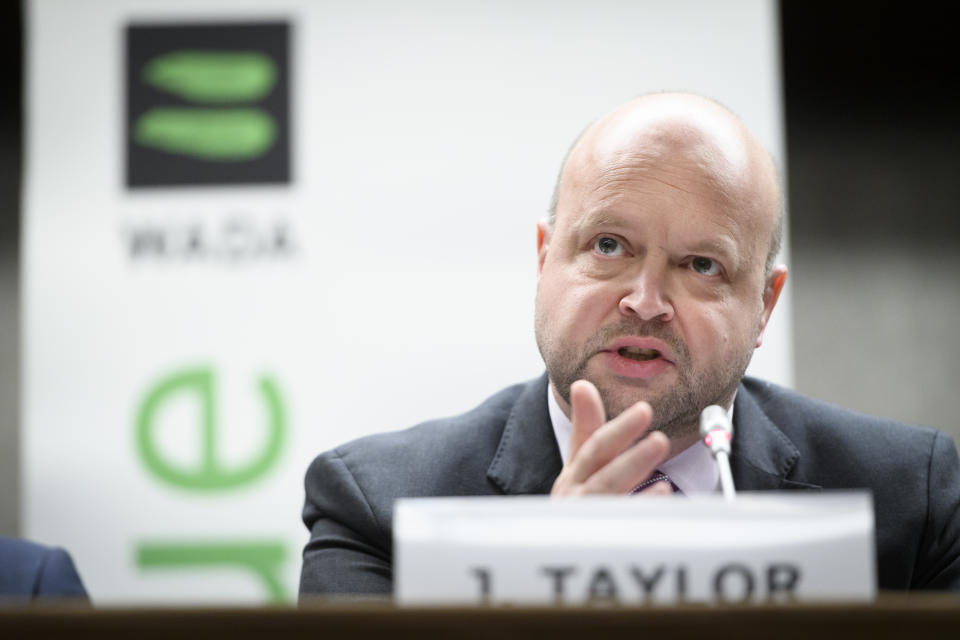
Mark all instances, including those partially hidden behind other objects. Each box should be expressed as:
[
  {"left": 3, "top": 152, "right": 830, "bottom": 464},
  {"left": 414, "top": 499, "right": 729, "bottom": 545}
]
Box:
[
  {"left": 549, "top": 93, "right": 783, "bottom": 274},
  {"left": 535, "top": 92, "right": 789, "bottom": 443}
]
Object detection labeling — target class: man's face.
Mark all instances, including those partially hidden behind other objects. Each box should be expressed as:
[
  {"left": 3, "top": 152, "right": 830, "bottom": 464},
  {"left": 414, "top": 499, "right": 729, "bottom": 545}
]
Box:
[{"left": 534, "top": 127, "right": 782, "bottom": 445}]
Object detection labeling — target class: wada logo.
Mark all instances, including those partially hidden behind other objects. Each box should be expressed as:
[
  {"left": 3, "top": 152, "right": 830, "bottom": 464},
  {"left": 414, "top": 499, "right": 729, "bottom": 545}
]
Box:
[
  {"left": 136, "top": 52, "right": 276, "bottom": 160},
  {"left": 126, "top": 22, "right": 290, "bottom": 187}
]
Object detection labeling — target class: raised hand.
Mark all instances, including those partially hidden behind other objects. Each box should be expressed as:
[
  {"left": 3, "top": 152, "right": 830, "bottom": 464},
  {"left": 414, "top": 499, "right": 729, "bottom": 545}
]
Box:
[{"left": 551, "top": 380, "right": 672, "bottom": 496}]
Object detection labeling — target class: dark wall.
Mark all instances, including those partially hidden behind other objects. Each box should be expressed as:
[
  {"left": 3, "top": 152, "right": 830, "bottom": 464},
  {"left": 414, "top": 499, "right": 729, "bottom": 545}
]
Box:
[
  {"left": 782, "top": 2, "right": 960, "bottom": 246},
  {"left": 782, "top": 2, "right": 960, "bottom": 434},
  {"left": 0, "top": 2, "right": 21, "bottom": 256},
  {"left": 0, "top": 2, "right": 21, "bottom": 537}
]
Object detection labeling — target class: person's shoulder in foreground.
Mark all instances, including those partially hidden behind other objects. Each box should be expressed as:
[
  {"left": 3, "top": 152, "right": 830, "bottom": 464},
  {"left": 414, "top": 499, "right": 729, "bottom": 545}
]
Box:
[{"left": 0, "top": 536, "right": 89, "bottom": 602}]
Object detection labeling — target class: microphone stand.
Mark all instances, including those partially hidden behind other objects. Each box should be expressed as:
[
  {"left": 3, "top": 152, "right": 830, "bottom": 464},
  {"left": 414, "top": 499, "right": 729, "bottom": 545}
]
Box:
[{"left": 699, "top": 405, "right": 736, "bottom": 501}]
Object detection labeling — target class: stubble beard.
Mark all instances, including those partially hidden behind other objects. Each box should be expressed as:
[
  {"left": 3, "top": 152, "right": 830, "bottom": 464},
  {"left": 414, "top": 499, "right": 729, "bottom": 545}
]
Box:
[{"left": 536, "top": 318, "right": 752, "bottom": 441}]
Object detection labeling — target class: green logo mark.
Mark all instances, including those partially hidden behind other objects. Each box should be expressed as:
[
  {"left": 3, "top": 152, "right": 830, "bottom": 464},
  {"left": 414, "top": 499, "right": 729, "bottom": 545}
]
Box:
[
  {"left": 135, "top": 108, "right": 276, "bottom": 160},
  {"left": 135, "top": 50, "right": 278, "bottom": 161},
  {"left": 143, "top": 51, "right": 276, "bottom": 102},
  {"left": 135, "top": 367, "right": 285, "bottom": 491},
  {"left": 137, "top": 541, "right": 289, "bottom": 603}
]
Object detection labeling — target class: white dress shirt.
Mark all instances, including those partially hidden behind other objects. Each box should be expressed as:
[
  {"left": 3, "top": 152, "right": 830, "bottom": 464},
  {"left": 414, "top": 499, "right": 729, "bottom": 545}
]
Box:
[{"left": 547, "top": 384, "right": 730, "bottom": 495}]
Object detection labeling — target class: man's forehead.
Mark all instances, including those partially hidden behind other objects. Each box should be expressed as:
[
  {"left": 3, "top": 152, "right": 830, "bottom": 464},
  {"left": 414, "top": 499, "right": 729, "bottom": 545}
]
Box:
[
  {"left": 560, "top": 100, "right": 774, "bottom": 229},
  {"left": 559, "top": 149, "right": 752, "bottom": 232},
  {"left": 569, "top": 117, "right": 752, "bottom": 203},
  {"left": 576, "top": 205, "right": 740, "bottom": 240}
]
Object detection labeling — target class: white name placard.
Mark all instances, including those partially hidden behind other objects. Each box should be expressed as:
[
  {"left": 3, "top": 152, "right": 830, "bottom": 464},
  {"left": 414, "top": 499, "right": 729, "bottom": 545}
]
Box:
[{"left": 395, "top": 493, "right": 875, "bottom": 605}]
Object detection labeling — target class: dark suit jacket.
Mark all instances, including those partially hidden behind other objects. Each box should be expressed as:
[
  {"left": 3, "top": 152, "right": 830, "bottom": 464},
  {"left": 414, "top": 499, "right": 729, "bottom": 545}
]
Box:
[
  {"left": 0, "top": 537, "right": 89, "bottom": 601},
  {"left": 300, "top": 374, "right": 960, "bottom": 596}
]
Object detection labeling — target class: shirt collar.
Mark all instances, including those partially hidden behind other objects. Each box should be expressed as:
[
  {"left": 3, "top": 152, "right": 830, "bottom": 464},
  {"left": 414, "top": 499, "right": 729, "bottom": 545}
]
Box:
[{"left": 547, "top": 383, "right": 732, "bottom": 495}]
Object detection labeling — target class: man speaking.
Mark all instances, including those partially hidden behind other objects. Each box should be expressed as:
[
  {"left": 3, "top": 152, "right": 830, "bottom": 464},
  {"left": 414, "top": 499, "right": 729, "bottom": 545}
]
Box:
[{"left": 299, "top": 93, "right": 960, "bottom": 595}]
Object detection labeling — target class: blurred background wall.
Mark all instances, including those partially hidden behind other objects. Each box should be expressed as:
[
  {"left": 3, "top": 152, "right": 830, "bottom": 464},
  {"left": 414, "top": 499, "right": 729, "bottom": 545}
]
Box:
[
  {"left": 1, "top": 1, "right": 958, "bottom": 541},
  {"left": 781, "top": 3, "right": 960, "bottom": 435}
]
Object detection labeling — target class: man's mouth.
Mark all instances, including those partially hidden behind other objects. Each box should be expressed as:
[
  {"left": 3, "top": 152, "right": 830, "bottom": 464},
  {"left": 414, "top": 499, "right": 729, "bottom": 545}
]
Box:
[
  {"left": 617, "top": 346, "right": 661, "bottom": 362},
  {"left": 602, "top": 339, "right": 673, "bottom": 379}
]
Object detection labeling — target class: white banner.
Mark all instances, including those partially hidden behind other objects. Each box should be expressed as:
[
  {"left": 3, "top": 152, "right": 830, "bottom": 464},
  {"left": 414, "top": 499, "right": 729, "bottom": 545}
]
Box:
[
  {"left": 23, "top": 0, "right": 790, "bottom": 604},
  {"left": 396, "top": 494, "right": 876, "bottom": 605}
]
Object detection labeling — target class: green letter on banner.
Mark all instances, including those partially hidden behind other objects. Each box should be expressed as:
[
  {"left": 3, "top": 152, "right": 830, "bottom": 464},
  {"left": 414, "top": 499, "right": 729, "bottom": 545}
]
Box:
[
  {"left": 137, "top": 541, "right": 289, "bottom": 603},
  {"left": 135, "top": 367, "right": 285, "bottom": 491}
]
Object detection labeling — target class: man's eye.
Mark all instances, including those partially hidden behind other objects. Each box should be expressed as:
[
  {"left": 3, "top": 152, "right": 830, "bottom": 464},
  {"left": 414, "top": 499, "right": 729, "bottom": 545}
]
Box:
[
  {"left": 594, "top": 236, "right": 623, "bottom": 256},
  {"left": 690, "top": 256, "right": 720, "bottom": 276}
]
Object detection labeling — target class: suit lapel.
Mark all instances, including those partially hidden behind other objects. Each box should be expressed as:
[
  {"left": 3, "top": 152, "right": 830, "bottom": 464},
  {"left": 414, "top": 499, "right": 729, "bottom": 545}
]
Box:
[
  {"left": 732, "top": 384, "right": 821, "bottom": 492},
  {"left": 486, "top": 373, "right": 563, "bottom": 495},
  {"left": 485, "top": 375, "right": 820, "bottom": 494}
]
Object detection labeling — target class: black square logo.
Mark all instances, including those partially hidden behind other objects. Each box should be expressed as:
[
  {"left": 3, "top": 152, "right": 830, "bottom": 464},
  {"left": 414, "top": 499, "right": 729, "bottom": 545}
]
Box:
[{"left": 126, "top": 22, "right": 290, "bottom": 188}]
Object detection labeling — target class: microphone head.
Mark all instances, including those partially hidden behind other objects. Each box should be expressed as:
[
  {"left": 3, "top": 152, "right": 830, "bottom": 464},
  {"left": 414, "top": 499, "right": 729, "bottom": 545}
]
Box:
[{"left": 699, "top": 404, "right": 733, "bottom": 455}]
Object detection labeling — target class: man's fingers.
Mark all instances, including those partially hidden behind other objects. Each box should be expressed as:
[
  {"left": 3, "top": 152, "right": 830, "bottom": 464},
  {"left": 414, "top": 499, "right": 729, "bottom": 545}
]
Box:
[
  {"left": 552, "top": 381, "right": 675, "bottom": 497},
  {"left": 567, "top": 380, "right": 606, "bottom": 459},
  {"left": 562, "top": 399, "right": 654, "bottom": 486},
  {"left": 579, "top": 430, "right": 671, "bottom": 495}
]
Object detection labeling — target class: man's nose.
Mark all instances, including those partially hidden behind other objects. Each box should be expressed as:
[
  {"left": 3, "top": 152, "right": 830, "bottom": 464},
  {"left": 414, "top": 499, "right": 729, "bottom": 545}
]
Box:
[{"left": 618, "top": 267, "right": 675, "bottom": 322}]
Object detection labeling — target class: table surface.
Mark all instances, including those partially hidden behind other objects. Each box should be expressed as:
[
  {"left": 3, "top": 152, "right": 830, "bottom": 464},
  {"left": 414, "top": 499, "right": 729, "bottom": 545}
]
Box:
[{"left": 2, "top": 593, "right": 959, "bottom": 639}]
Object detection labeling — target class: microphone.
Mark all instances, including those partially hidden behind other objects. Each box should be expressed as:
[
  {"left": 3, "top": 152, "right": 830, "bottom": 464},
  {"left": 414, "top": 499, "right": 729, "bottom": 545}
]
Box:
[{"left": 699, "top": 405, "right": 736, "bottom": 501}]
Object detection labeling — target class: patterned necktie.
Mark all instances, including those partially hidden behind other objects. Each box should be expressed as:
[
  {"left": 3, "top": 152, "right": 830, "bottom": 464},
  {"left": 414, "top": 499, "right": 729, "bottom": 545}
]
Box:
[{"left": 630, "top": 470, "right": 681, "bottom": 495}]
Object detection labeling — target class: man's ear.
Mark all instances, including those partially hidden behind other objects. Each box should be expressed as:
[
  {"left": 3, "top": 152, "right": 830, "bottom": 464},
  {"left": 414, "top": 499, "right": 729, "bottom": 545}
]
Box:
[
  {"left": 756, "top": 265, "right": 787, "bottom": 348},
  {"left": 536, "top": 218, "right": 551, "bottom": 276}
]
